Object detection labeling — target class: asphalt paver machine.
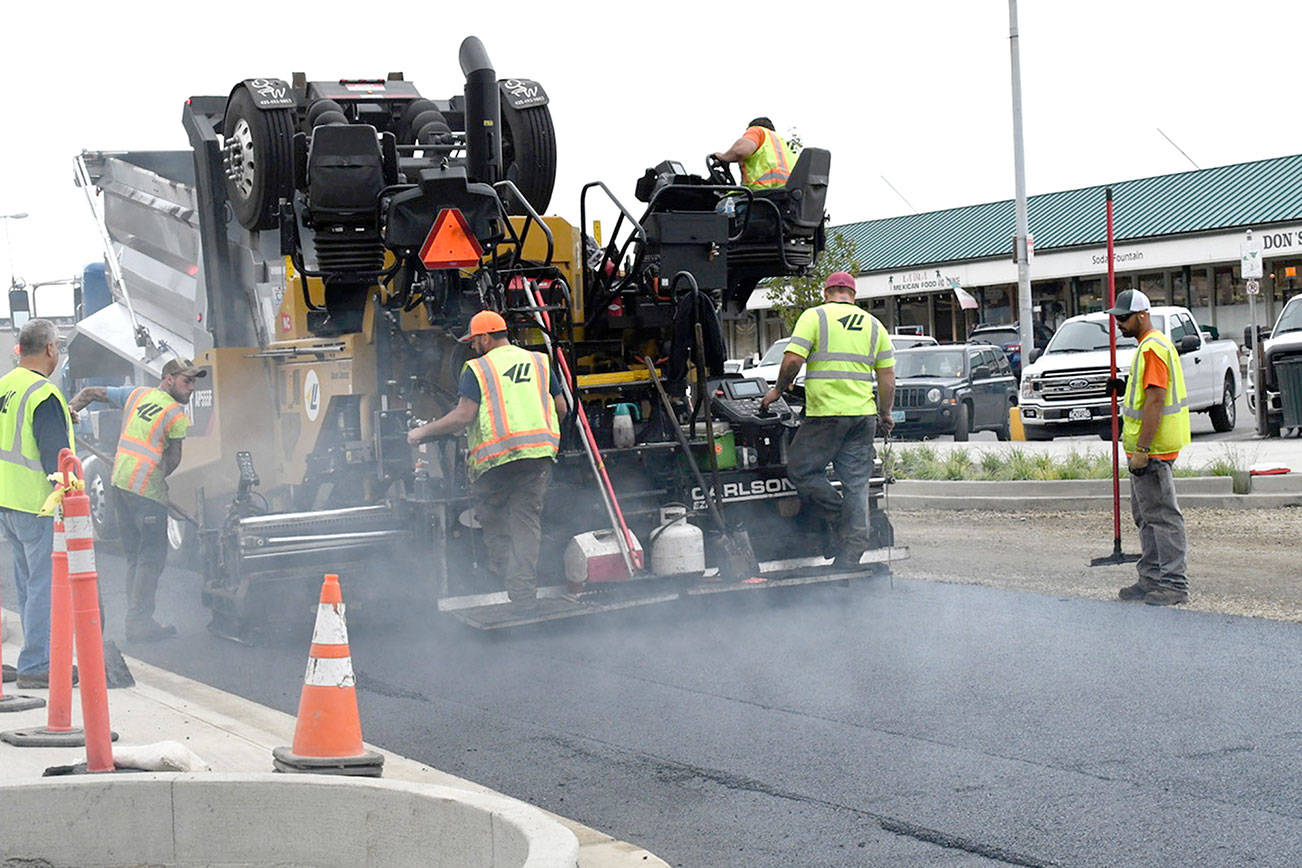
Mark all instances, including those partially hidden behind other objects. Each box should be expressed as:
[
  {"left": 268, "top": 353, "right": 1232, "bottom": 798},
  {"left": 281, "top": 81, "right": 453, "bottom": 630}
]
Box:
[{"left": 68, "top": 37, "right": 905, "bottom": 635}]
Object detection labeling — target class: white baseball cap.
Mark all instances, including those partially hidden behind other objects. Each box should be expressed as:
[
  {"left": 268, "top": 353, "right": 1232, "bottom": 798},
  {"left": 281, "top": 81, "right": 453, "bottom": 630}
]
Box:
[{"left": 1105, "top": 289, "right": 1150, "bottom": 316}]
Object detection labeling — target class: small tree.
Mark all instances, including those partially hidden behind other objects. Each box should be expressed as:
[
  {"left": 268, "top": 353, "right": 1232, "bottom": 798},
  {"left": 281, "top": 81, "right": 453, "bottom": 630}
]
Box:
[{"left": 766, "top": 231, "right": 862, "bottom": 333}]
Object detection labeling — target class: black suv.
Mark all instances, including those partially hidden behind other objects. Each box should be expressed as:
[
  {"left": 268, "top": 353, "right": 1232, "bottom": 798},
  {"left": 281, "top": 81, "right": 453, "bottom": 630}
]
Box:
[
  {"left": 890, "top": 345, "right": 1020, "bottom": 440},
  {"left": 968, "top": 322, "right": 1054, "bottom": 379}
]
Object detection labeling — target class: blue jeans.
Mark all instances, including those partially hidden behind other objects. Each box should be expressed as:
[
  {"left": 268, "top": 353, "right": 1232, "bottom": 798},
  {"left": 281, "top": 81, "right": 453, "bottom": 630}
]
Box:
[
  {"left": 0, "top": 506, "right": 53, "bottom": 675},
  {"left": 786, "top": 415, "right": 878, "bottom": 555}
]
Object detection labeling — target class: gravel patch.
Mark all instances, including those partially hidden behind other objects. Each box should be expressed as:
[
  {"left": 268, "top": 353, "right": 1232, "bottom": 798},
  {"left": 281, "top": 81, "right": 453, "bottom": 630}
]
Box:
[{"left": 890, "top": 505, "right": 1302, "bottom": 622}]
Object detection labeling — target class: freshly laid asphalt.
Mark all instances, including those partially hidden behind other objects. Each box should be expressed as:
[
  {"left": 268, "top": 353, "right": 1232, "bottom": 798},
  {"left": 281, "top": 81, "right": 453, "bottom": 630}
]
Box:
[{"left": 17, "top": 543, "right": 1296, "bottom": 868}]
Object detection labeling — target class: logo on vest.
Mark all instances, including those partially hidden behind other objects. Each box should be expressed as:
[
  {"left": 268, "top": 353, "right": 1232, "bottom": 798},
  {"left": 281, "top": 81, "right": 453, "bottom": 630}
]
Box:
[
  {"left": 502, "top": 362, "right": 534, "bottom": 385},
  {"left": 0, "top": 390, "right": 13, "bottom": 415},
  {"left": 135, "top": 402, "right": 165, "bottom": 422},
  {"left": 837, "top": 313, "right": 866, "bottom": 331}
]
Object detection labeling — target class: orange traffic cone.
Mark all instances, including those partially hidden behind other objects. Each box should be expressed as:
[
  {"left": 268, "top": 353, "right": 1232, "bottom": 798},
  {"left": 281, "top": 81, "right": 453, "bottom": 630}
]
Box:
[{"left": 272, "top": 574, "right": 383, "bottom": 776}]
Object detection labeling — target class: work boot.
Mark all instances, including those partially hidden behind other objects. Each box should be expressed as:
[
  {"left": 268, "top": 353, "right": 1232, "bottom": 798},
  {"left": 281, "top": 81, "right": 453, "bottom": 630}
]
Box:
[
  {"left": 1118, "top": 581, "right": 1153, "bottom": 601},
  {"left": 126, "top": 621, "right": 178, "bottom": 643},
  {"left": 834, "top": 548, "right": 866, "bottom": 569},
  {"left": 1143, "top": 587, "right": 1189, "bottom": 607},
  {"left": 2, "top": 663, "right": 14, "bottom": 683},
  {"left": 15, "top": 666, "right": 78, "bottom": 689}
]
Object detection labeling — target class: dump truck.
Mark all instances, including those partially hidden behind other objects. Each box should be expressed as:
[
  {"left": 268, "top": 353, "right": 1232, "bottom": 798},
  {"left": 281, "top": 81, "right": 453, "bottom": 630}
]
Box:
[{"left": 63, "top": 37, "right": 905, "bottom": 634}]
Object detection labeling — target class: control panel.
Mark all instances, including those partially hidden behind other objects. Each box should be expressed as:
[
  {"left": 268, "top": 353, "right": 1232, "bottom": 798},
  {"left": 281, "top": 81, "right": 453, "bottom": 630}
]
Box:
[{"left": 709, "top": 377, "right": 795, "bottom": 426}]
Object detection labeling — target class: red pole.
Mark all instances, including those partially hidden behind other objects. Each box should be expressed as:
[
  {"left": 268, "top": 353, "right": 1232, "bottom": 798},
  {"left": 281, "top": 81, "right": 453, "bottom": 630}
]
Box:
[
  {"left": 1106, "top": 189, "right": 1122, "bottom": 547},
  {"left": 59, "top": 449, "right": 114, "bottom": 772}
]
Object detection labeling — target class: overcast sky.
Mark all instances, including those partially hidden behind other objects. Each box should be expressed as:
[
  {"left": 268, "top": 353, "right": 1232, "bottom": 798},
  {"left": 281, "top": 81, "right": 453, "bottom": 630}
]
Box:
[{"left": 3, "top": 0, "right": 1299, "bottom": 316}]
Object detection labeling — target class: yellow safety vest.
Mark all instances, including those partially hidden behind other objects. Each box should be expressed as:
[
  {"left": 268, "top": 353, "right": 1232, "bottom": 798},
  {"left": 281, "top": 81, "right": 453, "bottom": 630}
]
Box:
[
  {"left": 465, "top": 345, "right": 560, "bottom": 482},
  {"left": 787, "top": 302, "right": 895, "bottom": 417},
  {"left": 0, "top": 367, "right": 74, "bottom": 514},
  {"left": 112, "top": 387, "right": 188, "bottom": 503},
  {"left": 741, "top": 128, "right": 797, "bottom": 191},
  {"left": 1122, "top": 330, "right": 1191, "bottom": 456}
]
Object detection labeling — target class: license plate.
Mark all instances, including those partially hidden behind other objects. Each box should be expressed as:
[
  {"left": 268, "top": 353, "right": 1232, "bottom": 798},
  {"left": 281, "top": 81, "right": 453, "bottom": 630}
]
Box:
[
  {"left": 1068, "top": 407, "right": 1091, "bottom": 421},
  {"left": 891, "top": 410, "right": 906, "bottom": 423}
]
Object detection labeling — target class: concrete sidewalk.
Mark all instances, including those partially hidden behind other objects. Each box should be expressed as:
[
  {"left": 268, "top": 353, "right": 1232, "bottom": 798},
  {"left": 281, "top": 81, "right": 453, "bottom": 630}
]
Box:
[{"left": 0, "top": 613, "right": 666, "bottom": 868}]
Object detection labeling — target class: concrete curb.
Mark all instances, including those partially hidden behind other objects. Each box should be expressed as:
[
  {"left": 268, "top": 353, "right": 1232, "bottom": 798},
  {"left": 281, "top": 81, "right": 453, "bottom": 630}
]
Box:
[
  {"left": 0, "top": 773, "right": 580, "bottom": 867},
  {"left": 885, "top": 476, "right": 1302, "bottom": 511}
]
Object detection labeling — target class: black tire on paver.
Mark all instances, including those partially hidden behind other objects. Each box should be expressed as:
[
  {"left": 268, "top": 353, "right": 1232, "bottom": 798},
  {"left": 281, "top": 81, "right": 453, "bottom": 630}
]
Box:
[
  {"left": 223, "top": 87, "right": 295, "bottom": 231},
  {"left": 1209, "top": 374, "right": 1236, "bottom": 432},
  {"left": 500, "top": 99, "right": 556, "bottom": 214}
]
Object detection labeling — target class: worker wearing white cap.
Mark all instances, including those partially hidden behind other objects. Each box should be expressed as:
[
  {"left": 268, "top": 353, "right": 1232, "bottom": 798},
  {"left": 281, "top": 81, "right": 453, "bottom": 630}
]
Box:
[{"left": 1106, "top": 289, "right": 1191, "bottom": 606}]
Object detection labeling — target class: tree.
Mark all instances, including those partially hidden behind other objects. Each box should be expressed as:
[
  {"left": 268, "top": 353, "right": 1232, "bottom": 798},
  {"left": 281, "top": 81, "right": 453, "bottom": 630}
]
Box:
[{"left": 765, "top": 231, "right": 862, "bottom": 333}]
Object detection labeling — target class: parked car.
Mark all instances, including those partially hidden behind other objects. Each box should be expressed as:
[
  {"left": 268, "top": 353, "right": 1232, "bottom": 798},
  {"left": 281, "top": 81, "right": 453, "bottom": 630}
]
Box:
[
  {"left": 890, "top": 333, "right": 939, "bottom": 350},
  {"left": 890, "top": 344, "right": 1019, "bottom": 441},
  {"left": 968, "top": 322, "right": 1054, "bottom": 378},
  {"left": 1245, "top": 293, "right": 1302, "bottom": 437},
  {"left": 1018, "top": 306, "right": 1240, "bottom": 440}
]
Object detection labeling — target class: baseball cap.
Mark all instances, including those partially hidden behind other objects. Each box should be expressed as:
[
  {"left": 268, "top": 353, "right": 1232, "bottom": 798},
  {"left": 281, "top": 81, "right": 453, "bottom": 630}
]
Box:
[
  {"left": 1105, "top": 289, "right": 1151, "bottom": 317},
  {"left": 825, "top": 271, "right": 856, "bottom": 291},
  {"left": 458, "top": 310, "right": 508, "bottom": 343},
  {"left": 162, "top": 358, "right": 207, "bottom": 378}
]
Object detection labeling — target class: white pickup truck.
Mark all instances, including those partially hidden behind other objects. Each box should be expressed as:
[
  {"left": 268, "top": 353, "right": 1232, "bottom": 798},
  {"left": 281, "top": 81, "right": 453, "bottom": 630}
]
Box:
[{"left": 1018, "top": 306, "right": 1241, "bottom": 440}]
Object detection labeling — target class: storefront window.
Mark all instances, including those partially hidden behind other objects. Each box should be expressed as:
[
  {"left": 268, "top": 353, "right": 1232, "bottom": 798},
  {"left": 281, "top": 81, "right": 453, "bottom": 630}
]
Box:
[
  {"left": 1188, "top": 270, "right": 1212, "bottom": 309},
  {"left": 977, "top": 285, "right": 1012, "bottom": 325},
  {"left": 1172, "top": 271, "right": 1189, "bottom": 307},
  {"left": 1272, "top": 262, "right": 1301, "bottom": 304},
  {"left": 1076, "top": 278, "right": 1103, "bottom": 313},
  {"left": 897, "top": 295, "right": 929, "bottom": 335},
  {"left": 1139, "top": 274, "right": 1167, "bottom": 305},
  {"left": 1216, "top": 267, "right": 1241, "bottom": 306}
]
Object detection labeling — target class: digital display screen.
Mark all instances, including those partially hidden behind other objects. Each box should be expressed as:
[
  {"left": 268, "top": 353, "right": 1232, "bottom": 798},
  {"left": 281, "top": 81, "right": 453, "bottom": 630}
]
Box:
[{"left": 728, "top": 379, "right": 764, "bottom": 398}]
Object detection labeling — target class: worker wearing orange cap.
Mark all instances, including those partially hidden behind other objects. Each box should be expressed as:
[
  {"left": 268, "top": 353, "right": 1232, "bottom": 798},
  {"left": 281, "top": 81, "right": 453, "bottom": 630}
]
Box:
[{"left": 408, "top": 311, "right": 568, "bottom": 606}]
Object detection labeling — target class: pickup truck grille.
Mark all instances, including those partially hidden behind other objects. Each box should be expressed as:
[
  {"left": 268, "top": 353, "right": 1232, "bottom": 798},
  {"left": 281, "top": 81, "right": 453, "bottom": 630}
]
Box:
[
  {"left": 896, "top": 386, "right": 929, "bottom": 409},
  {"left": 1035, "top": 367, "right": 1118, "bottom": 402}
]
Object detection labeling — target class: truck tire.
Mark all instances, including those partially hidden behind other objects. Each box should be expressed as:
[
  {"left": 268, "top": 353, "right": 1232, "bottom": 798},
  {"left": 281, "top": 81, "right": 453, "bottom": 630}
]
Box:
[
  {"left": 953, "top": 402, "right": 970, "bottom": 441},
  {"left": 500, "top": 98, "right": 556, "bottom": 215},
  {"left": 84, "top": 456, "right": 118, "bottom": 542},
  {"left": 1209, "top": 374, "right": 1237, "bottom": 432},
  {"left": 223, "top": 87, "right": 295, "bottom": 230}
]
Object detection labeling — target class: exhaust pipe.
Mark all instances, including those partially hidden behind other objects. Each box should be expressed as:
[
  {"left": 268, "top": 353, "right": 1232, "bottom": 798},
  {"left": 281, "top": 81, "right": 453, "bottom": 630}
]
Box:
[{"left": 458, "top": 36, "right": 502, "bottom": 184}]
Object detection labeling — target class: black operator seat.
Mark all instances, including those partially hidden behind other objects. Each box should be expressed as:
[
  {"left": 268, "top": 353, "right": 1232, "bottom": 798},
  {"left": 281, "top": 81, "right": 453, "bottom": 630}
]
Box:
[
  {"left": 306, "top": 123, "right": 386, "bottom": 223},
  {"left": 735, "top": 147, "right": 830, "bottom": 244}
]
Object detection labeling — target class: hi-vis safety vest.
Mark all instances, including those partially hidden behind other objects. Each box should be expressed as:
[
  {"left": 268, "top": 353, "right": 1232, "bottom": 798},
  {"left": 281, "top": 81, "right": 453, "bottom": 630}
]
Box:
[
  {"left": 465, "top": 345, "right": 560, "bottom": 481},
  {"left": 741, "top": 128, "right": 797, "bottom": 190},
  {"left": 0, "top": 367, "right": 74, "bottom": 514},
  {"left": 112, "top": 387, "right": 187, "bottom": 503},
  {"left": 1122, "top": 330, "right": 1191, "bottom": 457},
  {"left": 787, "top": 302, "right": 894, "bottom": 417}
]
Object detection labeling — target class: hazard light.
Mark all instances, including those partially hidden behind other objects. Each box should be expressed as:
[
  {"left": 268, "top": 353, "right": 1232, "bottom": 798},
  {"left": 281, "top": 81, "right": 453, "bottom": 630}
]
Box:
[{"left": 418, "top": 208, "right": 484, "bottom": 269}]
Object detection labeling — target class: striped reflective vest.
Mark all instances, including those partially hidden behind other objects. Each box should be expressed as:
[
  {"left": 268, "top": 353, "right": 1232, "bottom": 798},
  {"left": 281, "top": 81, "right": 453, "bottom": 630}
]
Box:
[
  {"left": 741, "top": 128, "right": 797, "bottom": 190},
  {"left": 111, "top": 387, "right": 188, "bottom": 503},
  {"left": 787, "top": 302, "right": 895, "bottom": 417},
  {"left": 465, "top": 345, "right": 560, "bottom": 481},
  {"left": 1122, "top": 330, "right": 1191, "bottom": 456},
  {"left": 0, "top": 367, "right": 73, "bottom": 514}
]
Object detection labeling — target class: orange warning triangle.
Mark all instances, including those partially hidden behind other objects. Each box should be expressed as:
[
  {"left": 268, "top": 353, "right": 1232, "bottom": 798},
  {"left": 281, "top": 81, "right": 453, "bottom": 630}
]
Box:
[{"left": 418, "top": 208, "right": 484, "bottom": 269}]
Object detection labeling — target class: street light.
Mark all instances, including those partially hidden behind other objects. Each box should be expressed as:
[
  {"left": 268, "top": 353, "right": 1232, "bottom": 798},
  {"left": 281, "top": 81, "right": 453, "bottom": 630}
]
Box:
[{"left": 2, "top": 212, "right": 31, "bottom": 328}]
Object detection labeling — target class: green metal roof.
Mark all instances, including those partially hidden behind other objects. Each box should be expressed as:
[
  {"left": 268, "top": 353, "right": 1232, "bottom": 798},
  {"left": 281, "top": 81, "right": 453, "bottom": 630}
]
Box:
[{"left": 836, "top": 153, "right": 1302, "bottom": 273}]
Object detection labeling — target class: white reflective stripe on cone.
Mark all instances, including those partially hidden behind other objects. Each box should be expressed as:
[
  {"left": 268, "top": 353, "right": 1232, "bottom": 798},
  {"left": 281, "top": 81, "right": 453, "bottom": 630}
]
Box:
[
  {"left": 310, "top": 603, "right": 349, "bottom": 646},
  {"left": 53, "top": 529, "right": 65, "bottom": 553},
  {"left": 67, "top": 548, "right": 96, "bottom": 575},
  {"left": 64, "top": 515, "right": 93, "bottom": 540},
  {"left": 305, "top": 656, "right": 356, "bottom": 688}
]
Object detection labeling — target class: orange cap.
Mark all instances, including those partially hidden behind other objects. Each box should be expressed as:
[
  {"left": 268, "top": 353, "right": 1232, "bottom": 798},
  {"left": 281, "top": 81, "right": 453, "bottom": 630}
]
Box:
[{"left": 459, "top": 310, "right": 508, "bottom": 343}]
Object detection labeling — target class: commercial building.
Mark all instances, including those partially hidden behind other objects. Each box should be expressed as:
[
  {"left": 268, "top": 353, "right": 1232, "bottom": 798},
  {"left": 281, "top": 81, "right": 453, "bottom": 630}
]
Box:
[{"left": 736, "top": 153, "right": 1302, "bottom": 355}]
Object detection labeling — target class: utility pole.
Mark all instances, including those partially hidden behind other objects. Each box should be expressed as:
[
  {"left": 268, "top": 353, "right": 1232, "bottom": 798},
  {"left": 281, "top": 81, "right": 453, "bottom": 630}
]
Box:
[{"left": 1008, "top": 1, "right": 1034, "bottom": 360}]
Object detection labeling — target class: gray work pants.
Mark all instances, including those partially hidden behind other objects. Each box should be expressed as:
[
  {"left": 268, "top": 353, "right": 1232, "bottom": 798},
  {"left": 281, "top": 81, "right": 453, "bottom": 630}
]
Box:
[
  {"left": 1129, "top": 458, "right": 1188, "bottom": 591},
  {"left": 473, "top": 457, "right": 553, "bottom": 601},
  {"left": 113, "top": 487, "right": 170, "bottom": 631},
  {"left": 786, "top": 415, "right": 877, "bottom": 555}
]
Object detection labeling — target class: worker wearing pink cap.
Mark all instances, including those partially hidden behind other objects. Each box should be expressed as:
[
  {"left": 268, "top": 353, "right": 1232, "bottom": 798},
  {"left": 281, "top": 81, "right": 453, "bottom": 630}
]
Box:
[{"left": 760, "top": 272, "right": 895, "bottom": 566}]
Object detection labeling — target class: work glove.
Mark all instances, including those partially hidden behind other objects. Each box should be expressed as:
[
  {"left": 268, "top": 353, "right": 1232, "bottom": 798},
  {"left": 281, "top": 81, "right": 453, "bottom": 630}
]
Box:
[
  {"left": 1105, "top": 377, "right": 1126, "bottom": 398},
  {"left": 1127, "top": 452, "right": 1150, "bottom": 475}
]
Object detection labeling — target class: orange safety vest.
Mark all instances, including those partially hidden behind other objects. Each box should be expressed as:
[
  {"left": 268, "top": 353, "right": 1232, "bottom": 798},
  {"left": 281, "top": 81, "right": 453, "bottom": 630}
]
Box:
[
  {"left": 465, "top": 345, "right": 560, "bottom": 481},
  {"left": 111, "top": 387, "right": 188, "bottom": 502}
]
